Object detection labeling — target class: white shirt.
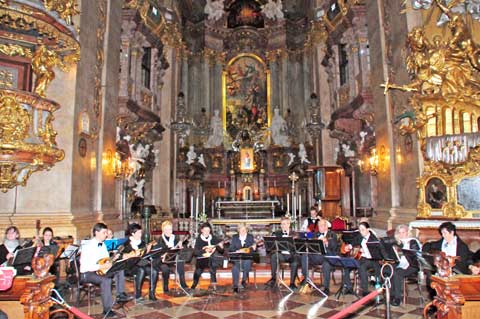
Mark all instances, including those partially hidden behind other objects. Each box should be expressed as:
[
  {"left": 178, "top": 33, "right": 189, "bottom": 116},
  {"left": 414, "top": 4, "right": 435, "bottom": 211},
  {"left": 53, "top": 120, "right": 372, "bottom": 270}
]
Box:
[
  {"left": 79, "top": 238, "right": 109, "bottom": 273},
  {"left": 441, "top": 236, "right": 457, "bottom": 257},
  {"left": 361, "top": 234, "right": 372, "bottom": 259}
]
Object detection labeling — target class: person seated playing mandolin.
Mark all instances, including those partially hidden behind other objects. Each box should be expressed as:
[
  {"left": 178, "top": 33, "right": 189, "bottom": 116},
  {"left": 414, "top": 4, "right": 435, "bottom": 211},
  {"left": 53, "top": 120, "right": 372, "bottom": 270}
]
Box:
[
  {"left": 122, "top": 223, "right": 158, "bottom": 302},
  {"left": 191, "top": 223, "right": 225, "bottom": 290},
  {"left": 79, "top": 223, "right": 131, "bottom": 318},
  {"left": 229, "top": 223, "right": 257, "bottom": 293}
]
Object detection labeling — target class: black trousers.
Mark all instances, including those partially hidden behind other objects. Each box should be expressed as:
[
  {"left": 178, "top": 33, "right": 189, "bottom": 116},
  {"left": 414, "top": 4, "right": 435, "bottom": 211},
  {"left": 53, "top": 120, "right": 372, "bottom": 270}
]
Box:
[
  {"left": 391, "top": 266, "right": 418, "bottom": 300},
  {"left": 270, "top": 252, "right": 298, "bottom": 285},
  {"left": 358, "top": 258, "right": 380, "bottom": 293}
]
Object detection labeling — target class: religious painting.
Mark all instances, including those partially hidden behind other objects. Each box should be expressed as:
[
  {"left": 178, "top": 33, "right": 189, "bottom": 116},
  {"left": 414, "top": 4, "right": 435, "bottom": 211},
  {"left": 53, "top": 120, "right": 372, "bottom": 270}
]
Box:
[
  {"left": 240, "top": 147, "right": 254, "bottom": 172},
  {"left": 426, "top": 177, "right": 447, "bottom": 209},
  {"left": 223, "top": 54, "right": 270, "bottom": 139}
]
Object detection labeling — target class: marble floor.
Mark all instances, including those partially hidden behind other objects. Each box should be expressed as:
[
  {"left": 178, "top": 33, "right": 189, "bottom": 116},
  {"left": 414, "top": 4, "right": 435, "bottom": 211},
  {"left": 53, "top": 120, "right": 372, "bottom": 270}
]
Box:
[{"left": 65, "top": 268, "right": 428, "bottom": 319}]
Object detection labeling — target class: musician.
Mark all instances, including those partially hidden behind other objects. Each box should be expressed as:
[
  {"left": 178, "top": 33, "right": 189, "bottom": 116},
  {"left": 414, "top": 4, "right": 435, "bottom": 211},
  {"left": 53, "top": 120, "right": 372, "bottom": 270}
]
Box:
[
  {"left": 302, "top": 207, "right": 320, "bottom": 233},
  {"left": 265, "top": 216, "right": 298, "bottom": 290},
  {"left": 390, "top": 224, "right": 421, "bottom": 307},
  {"left": 0, "top": 226, "right": 32, "bottom": 275},
  {"left": 37, "top": 227, "right": 60, "bottom": 287},
  {"left": 79, "top": 223, "right": 131, "bottom": 318},
  {"left": 155, "top": 220, "right": 188, "bottom": 293},
  {"left": 0, "top": 226, "right": 20, "bottom": 266},
  {"left": 191, "top": 222, "right": 224, "bottom": 290},
  {"left": 343, "top": 221, "right": 382, "bottom": 296},
  {"left": 229, "top": 223, "right": 256, "bottom": 293},
  {"left": 299, "top": 219, "right": 338, "bottom": 295},
  {"left": 424, "top": 222, "right": 473, "bottom": 300},
  {"left": 123, "top": 223, "right": 158, "bottom": 301}
]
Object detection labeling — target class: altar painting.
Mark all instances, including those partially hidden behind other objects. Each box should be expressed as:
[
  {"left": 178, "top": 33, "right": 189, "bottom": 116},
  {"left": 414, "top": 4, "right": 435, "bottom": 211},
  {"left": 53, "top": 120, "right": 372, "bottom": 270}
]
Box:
[{"left": 223, "top": 54, "right": 270, "bottom": 138}]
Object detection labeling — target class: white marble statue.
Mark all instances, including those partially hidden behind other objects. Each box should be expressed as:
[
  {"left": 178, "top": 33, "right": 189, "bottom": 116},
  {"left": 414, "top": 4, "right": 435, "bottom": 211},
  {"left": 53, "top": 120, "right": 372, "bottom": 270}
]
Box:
[
  {"left": 342, "top": 143, "right": 355, "bottom": 157},
  {"left": 205, "top": 0, "right": 225, "bottom": 21},
  {"left": 298, "top": 143, "right": 311, "bottom": 164},
  {"left": 133, "top": 178, "right": 145, "bottom": 198},
  {"left": 270, "top": 108, "right": 290, "bottom": 147},
  {"left": 186, "top": 145, "right": 197, "bottom": 165},
  {"left": 287, "top": 152, "right": 296, "bottom": 166},
  {"left": 261, "top": 0, "right": 284, "bottom": 20},
  {"left": 206, "top": 109, "right": 223, "bottom": 148},
  {"left": 198, "top": 154, "right": 207, "bottom": 168}
]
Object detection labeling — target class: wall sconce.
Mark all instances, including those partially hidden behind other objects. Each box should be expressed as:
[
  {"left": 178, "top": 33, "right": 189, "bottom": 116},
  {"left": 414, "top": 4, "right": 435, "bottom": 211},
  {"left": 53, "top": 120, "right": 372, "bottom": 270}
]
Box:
[
  {"left": 358, "top": 145, "right": 387, "bottom": 175},
  {"left": 113, "top": 152, "right": 134, "bottom": 178},
  {"left": 102, "top": 149, "right": 114, "bottom": 176}
]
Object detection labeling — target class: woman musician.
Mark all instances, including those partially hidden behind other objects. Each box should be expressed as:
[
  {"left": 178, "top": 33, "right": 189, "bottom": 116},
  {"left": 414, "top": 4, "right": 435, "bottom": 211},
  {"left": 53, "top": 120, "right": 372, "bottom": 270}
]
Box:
[
  {"left": 229, "top": 223, "right": 256, "bottom": 293},
  {"left": 155, "top": 220, "right": 188, "bottom": 293},
  {"left": 0, "top": 226, "right": 33, "bottom": 275},
  {"left": 36, "top": 227, "right": 60, "bottom": 287},
  {"left": 390, "top": 224, "right": 421, "bottom": 307},
  {"left": 123, "top": 223, "right": 159, "bottom": 301},
  {"left": 191, "top": 222, "right": 224, "bottom": 290}
]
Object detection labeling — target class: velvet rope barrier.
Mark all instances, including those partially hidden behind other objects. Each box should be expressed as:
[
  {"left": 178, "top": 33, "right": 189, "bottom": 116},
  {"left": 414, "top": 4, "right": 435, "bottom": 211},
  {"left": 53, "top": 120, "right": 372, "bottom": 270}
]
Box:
[
  {"left": 50, "top": 289, "right": 95, "bottom": 319},
  {"left": 327, "top": 287, "right": 384, "bottom": 319}
]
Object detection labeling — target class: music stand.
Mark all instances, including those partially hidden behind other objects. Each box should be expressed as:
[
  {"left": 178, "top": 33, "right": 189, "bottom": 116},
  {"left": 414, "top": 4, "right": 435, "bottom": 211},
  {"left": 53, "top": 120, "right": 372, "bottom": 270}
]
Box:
[
  {"left": 366, "top": 241, "right": 386, "bottom": 261},
  {"left": 9, "top": 246, "right": 36, "bottom": 267},
  {"left": 60, "top": 245, "right": 79, "bottom": 260},
  {"left": 104, "top": 238, "right": 127, "bottom": 252},
  {"left": 162, "top": 248, "right": 191, "bottom": 296},
  {"left": 229, "top": 251, "right": 255, "bottom": 290},
  {"left": 381, "top": 242, "right": 399, "bottom": 263},
  {"left": 326, "top": 256, "right": 360, "bottom": 299},
  {"left": 295, "top": 238, "right": 327, "bottom": 297},
  {"left": 264, "top": 236, "right": 296, "bottom": 293},
  {"left": 103, "top": 256, "right": 140, "bottom": 319}
]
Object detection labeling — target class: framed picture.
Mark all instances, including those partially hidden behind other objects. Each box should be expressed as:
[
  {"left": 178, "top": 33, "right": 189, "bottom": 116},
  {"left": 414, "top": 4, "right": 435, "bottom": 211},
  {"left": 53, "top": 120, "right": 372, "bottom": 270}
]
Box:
[
  {"left": 240, "top": 147, "right": 254, "bottom": 172},
  {"left": 426, "top": 177, "right": 447, "bottom": 209}
]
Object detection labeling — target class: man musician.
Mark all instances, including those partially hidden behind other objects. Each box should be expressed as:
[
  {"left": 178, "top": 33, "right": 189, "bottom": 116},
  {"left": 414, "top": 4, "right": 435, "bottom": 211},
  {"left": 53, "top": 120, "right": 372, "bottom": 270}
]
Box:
[
  {"left": 265, "top": 216, "right": 298, "bottom": 290},
  {"left": 343, "top": 221, "right": 382, "bottom": 296},
  {"left": 79, "top": 223, "right": 131, "bottom": 317},
  {"left": 299, "top": 219, "right": 338, "bottom": 295},
  {"left": 191, "top": 223, "right": 224, "bottom": 290},
  {"left": 302, "top": 207, "right": 320, "bottom": 233},
  {"left": 229, "top": 223, "right": 257, "bottom": 293}
]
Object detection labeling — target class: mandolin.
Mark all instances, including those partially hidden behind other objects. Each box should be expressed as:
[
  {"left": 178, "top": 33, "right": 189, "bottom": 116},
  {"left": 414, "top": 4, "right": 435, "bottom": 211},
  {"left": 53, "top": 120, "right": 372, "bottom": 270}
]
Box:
[
  {"left": 237, "top": 238, "right": 264, "bottom": 254},
  {"left": 96, "top": 245, "right": 125, "bottom": 276},
  {"left": 202, "top": 238, "right": 230, "bottom": 258}
]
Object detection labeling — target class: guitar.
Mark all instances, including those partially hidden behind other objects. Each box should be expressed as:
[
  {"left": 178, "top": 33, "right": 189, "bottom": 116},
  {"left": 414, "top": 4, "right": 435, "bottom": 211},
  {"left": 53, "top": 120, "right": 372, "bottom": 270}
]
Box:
[
  {"left": 202, "top": 238, "right": 230, "bottom": 258},
  {"left": 340, "top": 242, "right": 362, "bottom": 260}
]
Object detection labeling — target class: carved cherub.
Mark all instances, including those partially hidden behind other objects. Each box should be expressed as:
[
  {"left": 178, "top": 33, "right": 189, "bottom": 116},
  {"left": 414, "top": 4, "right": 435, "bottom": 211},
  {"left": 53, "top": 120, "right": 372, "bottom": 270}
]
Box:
[{"left": 32, "top": 45, "right": 64, "bottom": 97}]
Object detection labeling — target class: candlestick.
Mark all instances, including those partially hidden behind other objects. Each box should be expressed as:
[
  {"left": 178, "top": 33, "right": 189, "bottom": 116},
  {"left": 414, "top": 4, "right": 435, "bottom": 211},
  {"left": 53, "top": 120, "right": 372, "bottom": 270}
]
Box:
[
  {"left": 190, "top": 195, "right": 194, "bottom": 219},
  {"left": 203, "top": 193, "right": 206, "bottom": 213},
  {"left": 287, "top": 193, "right": 290, "bottom": 215},
  {"left": 196, "top": 196, "right": 199, "bottom": 220}
]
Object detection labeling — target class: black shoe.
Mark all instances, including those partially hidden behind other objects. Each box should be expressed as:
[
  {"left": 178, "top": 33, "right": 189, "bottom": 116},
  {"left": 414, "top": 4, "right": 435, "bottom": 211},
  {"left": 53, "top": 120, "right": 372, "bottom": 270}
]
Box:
[
  {"left": 233, "top": 287, "right": 239, "bottom": 293},
  {"left": 190, "top": 281, "right": 198, "bottom": 290},
  {"left": 391, "top": 298, "right": 400, "bottom": 307},
  {"left": 103, "top": 310, "right": 120, "bottom": 318},
  {"left": 427, "top": 305, "right": 437, "bottom": 316},
  {"left": 342, "top": 287, "right": 354, "bottom": 295},
  {"left": 135, "top": 297, "right": 145, "bottom": 304},
  {"left": 300, "top": 279, "right": 307, "bottom": 286},
  {"left": 116, "top": 293, "right": 133, "bottom": 302},
  {"left": 289, "top": 283, "right": 298, "bottom": 291},
  {"left": 241, "top": 280, "right": 247, "bottom": 289},
  {"left": 265, "top": 278, "right": 276, "bottom": 288},
  {"left": 322, "top": 288, "right": 330, "bottom": 296},
  {"left": 149, "top": 292, "right": 157, "bottom": 301}
]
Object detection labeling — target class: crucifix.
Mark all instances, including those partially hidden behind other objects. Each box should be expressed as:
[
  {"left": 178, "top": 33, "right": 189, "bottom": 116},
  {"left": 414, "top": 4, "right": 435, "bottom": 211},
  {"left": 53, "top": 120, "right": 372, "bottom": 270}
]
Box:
[{"left": 288, "top": 172, "right": 299, "bottom": 226}]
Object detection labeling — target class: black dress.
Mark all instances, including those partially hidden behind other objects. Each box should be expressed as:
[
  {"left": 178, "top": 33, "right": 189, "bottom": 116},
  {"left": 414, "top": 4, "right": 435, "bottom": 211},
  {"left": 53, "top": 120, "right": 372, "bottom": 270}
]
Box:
[
  {"left": 191, "top": 234, "right": 224, "bottom": 289},
  {"left": 154, "top": 235, "right": 188, "bottom": 291}
]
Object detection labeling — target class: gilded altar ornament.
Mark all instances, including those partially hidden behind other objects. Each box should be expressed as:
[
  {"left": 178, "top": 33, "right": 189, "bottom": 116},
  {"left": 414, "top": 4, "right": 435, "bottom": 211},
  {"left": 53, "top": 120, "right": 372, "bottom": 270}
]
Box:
[
  {"left": 0, "top": 43, "right": 33, "bottom": 58},
  {"left": 43, "top": 0, "right": 79, "bottom": 25},
  {"left": 31, "top": 45, "right": 64, "bottom": 97},
  {"left": 0, "top": 95, "right": 31, "bottom": 143}
]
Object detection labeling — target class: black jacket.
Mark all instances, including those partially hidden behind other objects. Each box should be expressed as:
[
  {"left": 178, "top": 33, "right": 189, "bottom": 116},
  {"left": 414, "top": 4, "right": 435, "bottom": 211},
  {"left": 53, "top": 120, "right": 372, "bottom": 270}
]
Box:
[
  {"left": 425, "top": 237, "right": 472, "bottom": 274},
  {"left": 194, "top": 235, "right": 224, "bottom": 257},
  {"left": 313, "top": 230, "right": 338, "bottom": 256},
  {"left": 229, "top": 234, "right": 255, "bottom": 252}
]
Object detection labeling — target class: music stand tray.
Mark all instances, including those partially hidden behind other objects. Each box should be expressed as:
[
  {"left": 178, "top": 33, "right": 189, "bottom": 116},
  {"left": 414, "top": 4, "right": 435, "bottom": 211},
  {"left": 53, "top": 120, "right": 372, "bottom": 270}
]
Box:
[
  {"left": 10, "top": 247, "right": 36, "bottom": 267},
  {"left": 60, "top": 245, "right": 79, "bottom": 260},
  {"left": 104, "top": 256, "right": 140, "bottom": 278},
  {"left": 366, "top": 241, "right": 385, "bottom": 261}
]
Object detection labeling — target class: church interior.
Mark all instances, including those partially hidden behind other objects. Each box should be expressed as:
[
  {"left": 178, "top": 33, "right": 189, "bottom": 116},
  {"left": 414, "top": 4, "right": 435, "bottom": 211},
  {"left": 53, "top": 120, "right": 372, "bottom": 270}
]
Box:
[{"left": 1, "top": 0, "right": 480, "bottom": 318}]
